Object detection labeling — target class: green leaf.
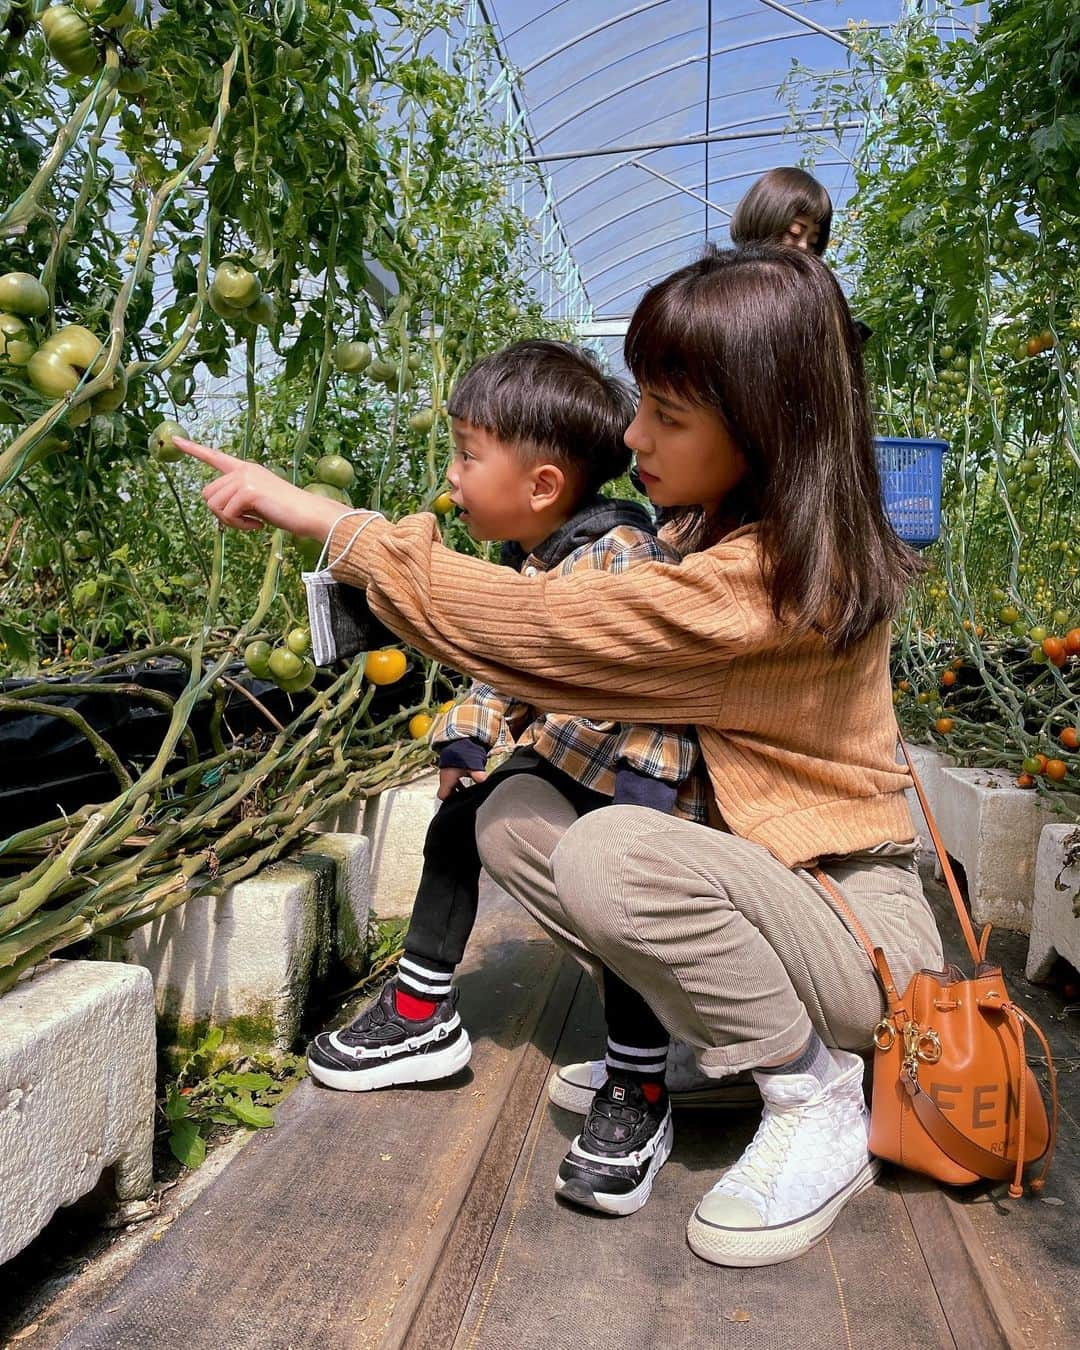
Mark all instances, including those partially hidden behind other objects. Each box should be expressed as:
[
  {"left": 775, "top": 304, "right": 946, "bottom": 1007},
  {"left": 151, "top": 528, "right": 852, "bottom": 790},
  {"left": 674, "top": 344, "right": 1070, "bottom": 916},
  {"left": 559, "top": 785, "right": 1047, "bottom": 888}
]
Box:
[
  {"left": 169, "top": 1118, "right": 207, "bottom": 1169},
  {"left": 164, "top": 1087, "right": 188, "bottom": 1121},
  {"left": 225, "top": 1092, "right": 276, "bottom": 1128},
  {"left": 216, "top": 1071, "right": 274, "bottom": 1092},
  {"left": 0, "top": 621, "right": 35, "bottom": 673}
]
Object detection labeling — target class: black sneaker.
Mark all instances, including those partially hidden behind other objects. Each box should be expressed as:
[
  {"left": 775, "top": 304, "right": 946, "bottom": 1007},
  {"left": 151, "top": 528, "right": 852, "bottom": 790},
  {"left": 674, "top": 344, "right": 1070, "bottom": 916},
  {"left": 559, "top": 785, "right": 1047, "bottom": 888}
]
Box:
[
  {"left": 555, "top": 1075, "right": 673, "bottom": 1216},
  {"left": 306, "top": 979, "right": 472, "bottom": 1092}
]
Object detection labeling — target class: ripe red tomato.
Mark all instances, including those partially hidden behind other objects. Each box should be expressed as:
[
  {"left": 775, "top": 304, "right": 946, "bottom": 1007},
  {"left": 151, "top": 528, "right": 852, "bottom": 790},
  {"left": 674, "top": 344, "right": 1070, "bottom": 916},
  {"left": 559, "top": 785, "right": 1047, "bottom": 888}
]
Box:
[
  {"left": 1059, "top": 727, "right": 1079, "bottom": 751},
  {"left": 1065, "top": 629, "right": 1080, "bottom": 656},
  {"left": 1042, "top": 636, "right": 1066, "bottom": 665}
]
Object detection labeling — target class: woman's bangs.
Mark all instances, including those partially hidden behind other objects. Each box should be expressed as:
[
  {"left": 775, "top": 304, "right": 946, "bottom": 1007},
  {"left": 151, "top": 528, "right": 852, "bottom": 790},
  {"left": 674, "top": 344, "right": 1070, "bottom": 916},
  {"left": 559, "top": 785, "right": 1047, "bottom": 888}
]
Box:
[{"left": 624, "top": 280, "right": 717, "bottom": 404}]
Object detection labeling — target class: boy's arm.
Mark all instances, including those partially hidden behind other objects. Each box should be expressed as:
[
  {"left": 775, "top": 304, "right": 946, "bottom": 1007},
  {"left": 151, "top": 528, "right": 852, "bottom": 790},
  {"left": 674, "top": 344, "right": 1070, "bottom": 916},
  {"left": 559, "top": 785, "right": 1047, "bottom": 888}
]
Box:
[{"left": 433, "top": 681, "right": 533, "bottom": 759}]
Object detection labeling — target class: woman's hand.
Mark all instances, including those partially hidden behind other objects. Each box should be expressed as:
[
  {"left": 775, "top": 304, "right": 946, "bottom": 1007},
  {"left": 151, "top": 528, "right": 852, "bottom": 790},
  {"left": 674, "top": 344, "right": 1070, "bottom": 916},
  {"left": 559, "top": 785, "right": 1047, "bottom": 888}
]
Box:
[{"left": 172, "top": 437, "right": 351, "bottom": 542}]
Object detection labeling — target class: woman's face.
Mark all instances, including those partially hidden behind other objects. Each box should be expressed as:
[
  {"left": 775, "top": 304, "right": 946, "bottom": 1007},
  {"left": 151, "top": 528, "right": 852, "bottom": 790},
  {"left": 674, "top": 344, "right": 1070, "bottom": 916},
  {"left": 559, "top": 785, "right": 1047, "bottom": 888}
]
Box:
[
  {"left": 782, "top": 213, "right": 820, "bottom": 253},
  {"left": 625, "top": 387, "right": 749, "bottom": 513}
]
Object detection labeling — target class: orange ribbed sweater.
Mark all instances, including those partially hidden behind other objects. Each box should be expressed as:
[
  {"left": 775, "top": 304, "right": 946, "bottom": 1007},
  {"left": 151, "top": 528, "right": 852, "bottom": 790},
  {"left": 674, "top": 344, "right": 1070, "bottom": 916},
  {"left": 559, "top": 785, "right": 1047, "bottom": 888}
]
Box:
[{"left": 329, "top": 513, "right": 915, "bottom": 867}]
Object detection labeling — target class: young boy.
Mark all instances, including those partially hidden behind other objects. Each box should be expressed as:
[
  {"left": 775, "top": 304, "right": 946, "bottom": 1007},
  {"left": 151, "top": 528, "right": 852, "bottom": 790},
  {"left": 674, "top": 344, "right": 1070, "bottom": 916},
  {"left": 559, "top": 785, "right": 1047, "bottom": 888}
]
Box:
[{"left": 306, "top": 342, "right": 706, "bottom": 1152}]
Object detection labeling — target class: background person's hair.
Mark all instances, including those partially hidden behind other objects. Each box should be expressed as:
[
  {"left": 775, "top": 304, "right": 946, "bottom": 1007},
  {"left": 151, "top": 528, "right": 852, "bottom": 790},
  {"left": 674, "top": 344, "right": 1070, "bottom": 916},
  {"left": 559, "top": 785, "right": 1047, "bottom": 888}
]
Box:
[
  {"left": 624, "top": 243, "right": 923, "bottom": 649},
  {"left": 729, "top": 167, "right": 832, "bottom": 256},
  {"left": 448, "top": 340, "right": 634, "bottom": 495}
]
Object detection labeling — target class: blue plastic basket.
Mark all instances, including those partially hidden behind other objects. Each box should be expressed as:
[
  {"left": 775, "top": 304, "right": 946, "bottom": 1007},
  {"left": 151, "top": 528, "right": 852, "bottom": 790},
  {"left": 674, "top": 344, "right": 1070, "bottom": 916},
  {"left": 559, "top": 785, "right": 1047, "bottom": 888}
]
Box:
[{"left": 874, "top": 437, "right": 948, "bottom": 549}]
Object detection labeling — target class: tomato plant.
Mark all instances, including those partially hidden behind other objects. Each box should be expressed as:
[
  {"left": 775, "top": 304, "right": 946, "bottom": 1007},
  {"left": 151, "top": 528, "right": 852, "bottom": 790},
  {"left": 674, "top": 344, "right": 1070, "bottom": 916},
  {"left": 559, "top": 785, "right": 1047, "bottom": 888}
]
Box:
[{"left": 0, "top": 0, "right": 559, "bottom": 992}]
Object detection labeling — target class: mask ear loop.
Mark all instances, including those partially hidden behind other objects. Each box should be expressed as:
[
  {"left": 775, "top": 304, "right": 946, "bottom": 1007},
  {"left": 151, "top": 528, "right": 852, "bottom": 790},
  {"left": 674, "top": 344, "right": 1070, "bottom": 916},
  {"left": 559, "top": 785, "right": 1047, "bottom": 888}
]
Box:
[{"left": 307, "top": 509, "right": 384, "bottom": 574}]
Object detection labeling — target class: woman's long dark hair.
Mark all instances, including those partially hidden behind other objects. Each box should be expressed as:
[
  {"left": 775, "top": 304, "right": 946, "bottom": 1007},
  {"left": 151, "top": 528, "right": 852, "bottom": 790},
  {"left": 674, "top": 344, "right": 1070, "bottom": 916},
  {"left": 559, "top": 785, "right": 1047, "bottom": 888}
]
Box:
[{"left": 624, "top": 244, "right": 923, "bottom": 649}]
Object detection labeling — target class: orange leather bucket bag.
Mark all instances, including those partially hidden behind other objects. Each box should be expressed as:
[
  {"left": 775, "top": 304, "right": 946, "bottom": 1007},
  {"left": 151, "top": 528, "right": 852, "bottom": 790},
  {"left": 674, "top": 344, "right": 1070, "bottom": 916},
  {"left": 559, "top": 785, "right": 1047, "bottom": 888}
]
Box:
[{"left": 813, "top": 740, "right": 1059, "bottom": 1198}]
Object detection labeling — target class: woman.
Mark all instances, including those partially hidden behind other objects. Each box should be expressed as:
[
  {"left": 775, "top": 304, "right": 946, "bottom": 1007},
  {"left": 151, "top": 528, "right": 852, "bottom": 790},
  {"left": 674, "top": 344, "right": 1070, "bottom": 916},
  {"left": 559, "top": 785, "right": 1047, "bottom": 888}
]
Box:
[
  {"left": 729, "top": 164, "right": 832, "bottom": 255},
  {"left": 175, "top": 244, "right": 942, "bottom": 1268}
]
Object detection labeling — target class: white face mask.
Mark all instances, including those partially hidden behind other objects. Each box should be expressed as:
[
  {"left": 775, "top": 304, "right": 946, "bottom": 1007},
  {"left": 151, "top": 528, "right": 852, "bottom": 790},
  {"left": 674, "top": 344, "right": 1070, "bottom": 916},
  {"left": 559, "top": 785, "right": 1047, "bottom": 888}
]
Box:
[{"left": 302, "top": 510, "right": 383, "bottom": 666}]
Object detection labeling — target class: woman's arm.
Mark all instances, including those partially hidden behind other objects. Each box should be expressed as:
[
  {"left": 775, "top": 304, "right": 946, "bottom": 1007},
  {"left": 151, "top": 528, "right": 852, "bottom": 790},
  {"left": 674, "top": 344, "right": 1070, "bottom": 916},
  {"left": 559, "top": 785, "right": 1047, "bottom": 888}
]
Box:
[{"left": 174, "top": 438, "right": 777, "bottom": 725}]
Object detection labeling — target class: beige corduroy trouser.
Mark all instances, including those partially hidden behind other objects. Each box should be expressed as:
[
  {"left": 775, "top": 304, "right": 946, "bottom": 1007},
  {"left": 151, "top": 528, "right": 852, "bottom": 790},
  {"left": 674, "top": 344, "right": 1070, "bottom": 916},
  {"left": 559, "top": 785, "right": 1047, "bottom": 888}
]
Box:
[{"left": 475, "top": 780, "right": 944, "bottom": 1075}]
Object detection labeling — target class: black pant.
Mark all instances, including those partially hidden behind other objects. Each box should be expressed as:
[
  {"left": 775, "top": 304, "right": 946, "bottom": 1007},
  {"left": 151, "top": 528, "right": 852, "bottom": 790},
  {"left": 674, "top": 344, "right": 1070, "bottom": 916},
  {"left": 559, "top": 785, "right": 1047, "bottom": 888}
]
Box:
[{"left": 403, "top": 748, "right": 669, "bottom": 1052}]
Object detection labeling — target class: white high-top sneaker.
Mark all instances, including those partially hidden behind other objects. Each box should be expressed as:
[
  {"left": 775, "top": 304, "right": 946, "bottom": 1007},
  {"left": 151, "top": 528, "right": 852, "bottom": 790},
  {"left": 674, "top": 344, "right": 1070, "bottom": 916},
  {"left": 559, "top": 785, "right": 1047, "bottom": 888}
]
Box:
[{"left": 686, "top": 1049, "right": 879, "bottom": 1267}]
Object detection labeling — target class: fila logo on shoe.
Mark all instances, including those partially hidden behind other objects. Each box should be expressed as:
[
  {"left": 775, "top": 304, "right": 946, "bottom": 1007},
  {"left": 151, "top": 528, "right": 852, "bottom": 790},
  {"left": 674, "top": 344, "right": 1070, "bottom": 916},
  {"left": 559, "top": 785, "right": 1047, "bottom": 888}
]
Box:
[{"left": 611, "top": 1084, "right": 626, "bottom": 1102}]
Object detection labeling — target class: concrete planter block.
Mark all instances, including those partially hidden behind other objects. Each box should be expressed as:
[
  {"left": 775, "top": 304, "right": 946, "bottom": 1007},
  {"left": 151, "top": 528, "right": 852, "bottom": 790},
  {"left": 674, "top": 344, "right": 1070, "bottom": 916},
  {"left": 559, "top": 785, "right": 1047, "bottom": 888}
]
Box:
[
  {"left": 0, "top": 960, "right": 155, "bottom": 1265},
  {"left": 303, "top": 832, "right": 372, "bottom": 976},
  {"left": 118, "top": 855, "right": 335, "bottom": 1054},
  {"left": 933, "top": 767, "right": 1080, "bottom": 933},
  {"left": 1025, "top": 825, "right": 1080, "bottom": 981},
  {"left": 899, "top": 742, "right": 954, "bottom": 855},
  {"left": 363, "top": 770, "right": 440, "bottom": 918}
]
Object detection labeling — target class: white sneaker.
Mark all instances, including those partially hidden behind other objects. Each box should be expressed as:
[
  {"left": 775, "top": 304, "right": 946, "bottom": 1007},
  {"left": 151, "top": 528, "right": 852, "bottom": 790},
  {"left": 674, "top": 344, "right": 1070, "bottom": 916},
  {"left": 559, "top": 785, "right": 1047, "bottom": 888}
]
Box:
[
  {"left": 686, "top": 1049, "right": 879, "bottom": 1268},
  {"left": 548, "top": 1042, "right": 760, "bottom": 1115}
]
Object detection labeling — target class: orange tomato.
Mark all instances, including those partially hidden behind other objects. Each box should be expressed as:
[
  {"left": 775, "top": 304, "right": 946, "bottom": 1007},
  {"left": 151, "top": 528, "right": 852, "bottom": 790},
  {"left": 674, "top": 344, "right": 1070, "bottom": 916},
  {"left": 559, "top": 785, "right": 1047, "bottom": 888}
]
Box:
[
  {"left": 1059, "top": 727, "right": 1079, "bottom": 750},
  {"left": 934, "top": 717, "right": 954, "bottom": 735},
  {"left": 1016, "top": 772, "right": 1035, "bottom": 789},
  {"left": 364, "top": 648, "right": 408, "bottom": 685},
  {"left": 408, "top": 712, "right": 434, "bottom": 739},
  {"left": 941, "top": 670, "right": 957, "bottom": 687},
  {"left": 1065, "top": 628, "right": 1080, "bottom": 656},
  {"left": 1042, "top": 636, "right": 1066, "bottom": 665},
  {"left": 1045, "top": 758, "right": 1068, "bottom": 782}
]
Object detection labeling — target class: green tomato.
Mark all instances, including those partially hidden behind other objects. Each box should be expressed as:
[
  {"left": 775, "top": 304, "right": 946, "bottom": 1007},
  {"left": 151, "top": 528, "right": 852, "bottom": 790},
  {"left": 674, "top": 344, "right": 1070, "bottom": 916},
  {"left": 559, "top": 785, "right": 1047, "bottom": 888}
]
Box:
[
  {"left": 40, "top": 5, "right": 100, "bottom": 76},
  {"left": 268, "top": 647, "right": 304, "bottom": 682},
  {"left": 92, "top": 364, "right": 127, "bottom": 413},
  {"left": 71, "top": 528, "right": 95, "bottom": 561},
  {"left": 304, "top": 480, "right": 351, "bottom": 505},
  {"left": 333, "top": 340, "right": 372, "bottom": 374},
  {"left": 244, "top": 639, "right": 273, "bottom": 678},
  {"left": 286, "top": 626, "right": 311, "bottom": 656},
  {"left": 149, "top": 419, "right": 188, "bottom": 463},
  {"left": 313, "top": 453, "right": 355, "bottom": 490},
  {"left": 1028, "top": 625, "right": 1048, "bottom": 643},
  {"left": 79, "top": 0, "right": 136, "bottom": 29},
  {"left": 0, "top": 312, "right": 34, "bottom": 365},
  {"left": 207, "top": 288, "right": 249, "bottom": 323},
  {"left": 408, "top": 408, "right": 434, "bottom": 434},
  {"left": 0, "top": 272, "right": 49, "bottom": 318},
  {"left": 211, "top": 261, "right": 261, "bottom": 308},
  {"left": 245, "top": 292, "right": 276, "bottom": 328},
  {"left": 277, "top": 658, "right": 316, "bottom": 693},
  {"left": 116, "top": 63, "right": 148, "bottom": 94},
  {"left": 367, "top": 357, "right": 398, "bottom": 384},
  {"left": 27, "top": 323, "right": 104, "bottom": 398}
]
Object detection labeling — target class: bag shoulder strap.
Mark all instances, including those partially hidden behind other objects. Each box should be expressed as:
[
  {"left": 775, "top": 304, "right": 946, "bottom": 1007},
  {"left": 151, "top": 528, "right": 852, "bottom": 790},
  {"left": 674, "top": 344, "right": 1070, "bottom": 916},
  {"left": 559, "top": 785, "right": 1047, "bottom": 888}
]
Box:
[{"left": 896, "top": 735, "right": 983, "bottom": 968}]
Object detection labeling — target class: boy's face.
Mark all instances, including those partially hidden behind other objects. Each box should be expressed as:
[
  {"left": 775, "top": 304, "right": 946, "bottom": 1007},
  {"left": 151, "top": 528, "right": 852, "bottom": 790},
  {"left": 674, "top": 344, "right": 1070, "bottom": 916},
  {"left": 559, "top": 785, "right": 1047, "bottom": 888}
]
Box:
[{"left": 447, "top": 419, "right": 555, "bottom": 544}]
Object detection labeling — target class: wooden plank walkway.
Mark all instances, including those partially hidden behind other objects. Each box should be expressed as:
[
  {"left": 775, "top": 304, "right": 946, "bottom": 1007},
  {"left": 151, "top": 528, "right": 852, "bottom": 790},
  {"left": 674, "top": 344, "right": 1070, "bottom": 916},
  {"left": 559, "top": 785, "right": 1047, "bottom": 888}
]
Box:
[{"left": 18, "top": 867, "right": 1080, "bottom": 1350}]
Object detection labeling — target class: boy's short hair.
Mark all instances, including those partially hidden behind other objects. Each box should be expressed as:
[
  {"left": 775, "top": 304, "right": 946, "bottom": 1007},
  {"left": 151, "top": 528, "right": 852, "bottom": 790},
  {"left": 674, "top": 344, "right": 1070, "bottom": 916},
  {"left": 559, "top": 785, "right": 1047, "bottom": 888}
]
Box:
[{"left": 448, "top": 340, "right": 634, "bottom": 495}]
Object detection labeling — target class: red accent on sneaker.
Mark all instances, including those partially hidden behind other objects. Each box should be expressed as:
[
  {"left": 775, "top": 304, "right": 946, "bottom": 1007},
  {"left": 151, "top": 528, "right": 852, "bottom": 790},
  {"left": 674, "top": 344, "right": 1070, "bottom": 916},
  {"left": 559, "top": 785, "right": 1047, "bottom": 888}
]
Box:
[
  {"left": 641, "top": 1081, "right": 664, "bottom": 1105},
  {"left": 395, "top": 988, "right": 438, "bottom": 1021}
]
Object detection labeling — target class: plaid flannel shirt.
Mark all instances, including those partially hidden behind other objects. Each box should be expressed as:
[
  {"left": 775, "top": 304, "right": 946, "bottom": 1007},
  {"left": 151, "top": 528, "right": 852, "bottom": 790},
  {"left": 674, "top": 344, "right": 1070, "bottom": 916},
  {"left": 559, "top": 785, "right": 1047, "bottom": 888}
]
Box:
[{"left": 432, "top": 524, "right": 707, "bottom": 822}]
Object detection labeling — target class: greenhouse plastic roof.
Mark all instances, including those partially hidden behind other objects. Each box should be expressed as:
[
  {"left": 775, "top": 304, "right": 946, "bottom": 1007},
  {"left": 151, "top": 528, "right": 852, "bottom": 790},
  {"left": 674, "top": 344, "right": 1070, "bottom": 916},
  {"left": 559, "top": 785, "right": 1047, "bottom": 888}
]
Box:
[{"left": 484, "top": 0, "right": 905, "bottom": 338}]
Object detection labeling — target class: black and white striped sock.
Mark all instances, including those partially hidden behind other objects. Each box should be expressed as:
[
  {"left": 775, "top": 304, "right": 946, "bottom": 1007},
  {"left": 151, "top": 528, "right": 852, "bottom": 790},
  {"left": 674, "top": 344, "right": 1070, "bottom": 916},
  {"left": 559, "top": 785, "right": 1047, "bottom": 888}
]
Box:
[
  {"left": 397, "top": 953, "right": 455, "bottom": 1003},
  {"left": 605, "top": 1036, "right": 668, "bottom": 1080}
]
